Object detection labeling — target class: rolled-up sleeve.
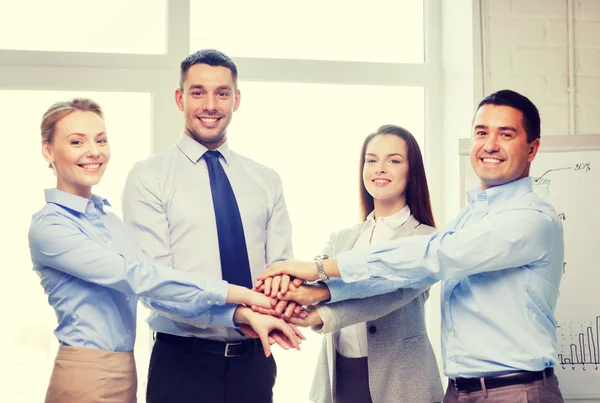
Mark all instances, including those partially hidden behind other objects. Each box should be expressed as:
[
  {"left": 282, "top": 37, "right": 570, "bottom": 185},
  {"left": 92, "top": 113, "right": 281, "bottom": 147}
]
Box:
[{"left": 338, "top": 209, "right": 557, "bottom": 284}]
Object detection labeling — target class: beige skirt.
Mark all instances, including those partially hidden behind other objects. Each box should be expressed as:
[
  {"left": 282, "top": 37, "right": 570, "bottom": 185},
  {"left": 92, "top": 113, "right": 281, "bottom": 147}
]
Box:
[{"left": 45, "top": 345, "right": 137, "bottom": 403}]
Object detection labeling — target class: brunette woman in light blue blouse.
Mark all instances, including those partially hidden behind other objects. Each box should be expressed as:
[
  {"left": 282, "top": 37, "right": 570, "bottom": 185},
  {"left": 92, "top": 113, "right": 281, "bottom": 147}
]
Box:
[{"left": 30, "top": 98, "right": 303, "bottom": 403}]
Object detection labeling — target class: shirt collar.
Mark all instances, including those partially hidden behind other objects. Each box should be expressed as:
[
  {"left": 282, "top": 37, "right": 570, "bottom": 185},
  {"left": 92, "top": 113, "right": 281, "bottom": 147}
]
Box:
[
  {"left": 367, "top": 205, "right": 412, "bottom": 230},
  {"left": 177, "top": 133, "right": 232, "bottom": 165},
  {"left": 466, "top": 177, "right": 533, "bottom": 208},
  {"left": 44, "top": 188, "right": 111, "bottom": 214}
]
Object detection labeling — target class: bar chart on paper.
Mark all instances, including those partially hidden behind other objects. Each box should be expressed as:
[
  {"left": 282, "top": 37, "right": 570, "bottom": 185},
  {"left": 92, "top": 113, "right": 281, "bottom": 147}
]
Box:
[
  {"left": 557, "top": 317, "right": 600, "bottom": 369},
  {"left": 459, "top": 135, "right": 600, "bottom": 399}
]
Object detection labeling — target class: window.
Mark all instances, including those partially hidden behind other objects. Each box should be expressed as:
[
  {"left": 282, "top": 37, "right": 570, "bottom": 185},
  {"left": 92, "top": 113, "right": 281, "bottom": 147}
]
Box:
[
  {"left": 0, "top": 90, "right": 151, "bottom": 402},
  {"left": 1, "top": 1, "right": 441, "bottom": 401},
  {"left": 229, "top": 82, "right": 424, "bottom": 402},
  {"left": 190, "top": 0, "right": 424, "bottom": 63},
  {"left": 0, "top": 1, "right": 167, "bottom": 54}
]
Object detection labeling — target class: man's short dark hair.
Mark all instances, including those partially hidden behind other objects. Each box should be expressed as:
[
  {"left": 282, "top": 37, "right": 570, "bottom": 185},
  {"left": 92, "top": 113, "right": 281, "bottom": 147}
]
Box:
[
  {"left": 477, "top": 89, "right": 541, "bottom": 143},
  {"left": 179, "top": 49, "right": 238, "bottom": 90}
]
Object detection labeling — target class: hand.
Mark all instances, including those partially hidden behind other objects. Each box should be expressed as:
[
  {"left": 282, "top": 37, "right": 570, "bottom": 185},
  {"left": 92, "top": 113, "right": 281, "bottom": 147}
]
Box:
[
  {"left": 239, "top": 325, "right": 301, "bottom": 350},
  {"left": 226, "top": 285, "right": 271, "bottom": 310},
  {"left": 252, "top": 303, "right": 309, "bottom": 319},
  {"left": 254, "top": 275, "right": 303, "bottom": 297},
  {"left": 286, "top": 309, "right": 324, "bottom": 328},
  {"left": 258, "top": 259, "right": 320, "bottom": 282},
  {"left": 233, "top": 306, "right": 305, "bottom": 357},
  {"left": 275, "top": 282, "right": 330, "bottom": 306}
]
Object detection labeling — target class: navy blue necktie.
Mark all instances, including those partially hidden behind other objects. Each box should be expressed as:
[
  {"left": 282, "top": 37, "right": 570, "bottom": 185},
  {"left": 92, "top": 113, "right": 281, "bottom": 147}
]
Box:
[{"left": 204, "top": 150, "right": 253, "bottom": 289}]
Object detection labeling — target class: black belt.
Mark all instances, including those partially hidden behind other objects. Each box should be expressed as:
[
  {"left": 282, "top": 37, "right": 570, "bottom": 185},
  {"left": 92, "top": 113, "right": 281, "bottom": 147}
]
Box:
[
  {"left": 451, "top": 367, "right": 554, "bottom": 393},
  {"left": 155, "top": 332, "right": 260, "bottom": 358}
]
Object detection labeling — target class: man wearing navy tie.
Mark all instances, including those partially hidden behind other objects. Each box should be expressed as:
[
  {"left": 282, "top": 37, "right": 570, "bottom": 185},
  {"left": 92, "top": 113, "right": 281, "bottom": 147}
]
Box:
[{"left": 123, "top": 49, "right": 294, "bottom": 403}]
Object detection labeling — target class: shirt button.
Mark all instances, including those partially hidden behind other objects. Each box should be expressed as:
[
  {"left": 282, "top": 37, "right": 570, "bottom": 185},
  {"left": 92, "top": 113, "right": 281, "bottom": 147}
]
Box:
[
  {"left": 449, "top": 331, "right": 455, "bottom": 337},
  {"left": 126, "top": 296, "right": 131, "bottom": 302},
  {"left": 368, "top": 325, "right": 377, "bottom": 334},
  {"left": 215, "top": 300, "right": 221, "bottom": 305},
  {"left": 207, "top": 300, "right": 212, "bottom": 304},
  {"left": 445, "top": 301, "right": 449, "bottom": 306},
  {"left": 127, "top": 329, "right": 131, "bottom": 333},
  {"left": 353, "top": 274, "right": 359, "bottom": 280}
]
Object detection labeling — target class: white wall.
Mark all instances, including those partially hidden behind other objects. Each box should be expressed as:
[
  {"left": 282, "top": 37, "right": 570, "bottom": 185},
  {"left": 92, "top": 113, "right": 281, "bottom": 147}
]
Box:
[{"left": 482, "top": 0, "right": 600, "bottom": 135}]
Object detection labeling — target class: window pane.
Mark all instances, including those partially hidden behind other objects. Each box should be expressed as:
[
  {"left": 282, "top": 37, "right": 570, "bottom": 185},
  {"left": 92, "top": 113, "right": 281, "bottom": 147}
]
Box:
[
  {"left": 228, "top": 82, "right": 424, "bottom": 402},
  {"left": 0, "top": 90, "right": 151, "bottom": 402},
  {"left": 0, "top": 1, "right": 166, "bottom": 54},
  {"left": 190, "top": 0, "right": 424, "bottom": 63}
]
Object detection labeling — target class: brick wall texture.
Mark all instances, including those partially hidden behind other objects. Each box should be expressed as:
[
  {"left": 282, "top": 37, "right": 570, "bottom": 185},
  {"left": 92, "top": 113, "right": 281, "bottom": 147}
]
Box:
[{"left": 484, "top": 0, "right": 600, "bottom": 134}]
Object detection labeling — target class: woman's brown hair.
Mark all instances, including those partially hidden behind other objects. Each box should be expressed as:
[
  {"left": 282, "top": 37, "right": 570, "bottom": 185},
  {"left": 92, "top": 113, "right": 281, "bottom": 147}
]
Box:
[{"left": 359, "top": 125, "right": 435, "bottom": 227}]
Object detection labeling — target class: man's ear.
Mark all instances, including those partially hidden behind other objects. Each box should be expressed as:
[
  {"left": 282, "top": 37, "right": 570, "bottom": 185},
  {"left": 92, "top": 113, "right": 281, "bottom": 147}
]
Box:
[
  {"left": 528, "top": 138, "right": 541, "bottom": 162},
  {"left": 233, "top": 89, "right": 241, "bottom": 112},
  {"left": 175, "top": 88, "right": 184, "bottom": 111}
]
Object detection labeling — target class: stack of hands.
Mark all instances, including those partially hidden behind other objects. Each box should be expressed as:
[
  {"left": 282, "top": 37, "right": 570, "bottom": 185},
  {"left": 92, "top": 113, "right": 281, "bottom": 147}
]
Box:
[{"left": 235, "top": 259, "right": 329, "bottom": 357}]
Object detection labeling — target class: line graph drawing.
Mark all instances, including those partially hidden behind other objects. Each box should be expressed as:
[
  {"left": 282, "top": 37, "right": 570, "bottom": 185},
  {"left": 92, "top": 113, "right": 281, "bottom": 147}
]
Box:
[{"left": 532, "top": 161, "right": 592, "bottom": 199}]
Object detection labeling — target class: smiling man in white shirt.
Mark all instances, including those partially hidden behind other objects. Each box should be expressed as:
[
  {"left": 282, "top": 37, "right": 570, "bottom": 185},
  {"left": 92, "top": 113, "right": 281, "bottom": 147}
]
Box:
[{"left": 123, "top": 49, "right": 295, "bottom": 403}]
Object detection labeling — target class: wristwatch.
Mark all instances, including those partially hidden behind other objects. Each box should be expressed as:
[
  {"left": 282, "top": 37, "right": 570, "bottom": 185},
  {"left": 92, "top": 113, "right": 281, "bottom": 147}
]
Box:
[{"left": 314, "top": 254, "right": 329, "bottom": 281}]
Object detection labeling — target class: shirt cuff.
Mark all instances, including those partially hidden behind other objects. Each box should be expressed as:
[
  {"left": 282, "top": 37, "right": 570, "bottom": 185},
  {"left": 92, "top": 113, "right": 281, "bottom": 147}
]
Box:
[
  {"left": 325, "top": 278, "right": 353, "bottom": 303},
  {"left": 200, "top": 278, "right": 229, "bottom": 307},
  {"left": 208, "top": 303, "right": 238, "bottom": 328},
  {"left": 337, "top": 249, "right": 371, "bottom": 283},
  {"left": 310, "top": 304, "right": 335, "bottom": 334}
]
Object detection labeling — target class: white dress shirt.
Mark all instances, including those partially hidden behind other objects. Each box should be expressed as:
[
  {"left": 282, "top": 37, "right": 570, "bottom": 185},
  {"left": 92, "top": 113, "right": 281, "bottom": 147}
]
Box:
[
  {"left": 336, "top": 205, "right": 411, "bottom": 358},
  {"left": 122, "top": 134, "right": 293, "bottom": 342}
]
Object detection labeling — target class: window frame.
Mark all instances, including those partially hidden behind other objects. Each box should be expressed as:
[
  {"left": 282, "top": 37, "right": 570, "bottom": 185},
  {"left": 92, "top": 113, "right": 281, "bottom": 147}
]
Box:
[{"left": 0, "top": 0, "right": 444, "bottom": 399}]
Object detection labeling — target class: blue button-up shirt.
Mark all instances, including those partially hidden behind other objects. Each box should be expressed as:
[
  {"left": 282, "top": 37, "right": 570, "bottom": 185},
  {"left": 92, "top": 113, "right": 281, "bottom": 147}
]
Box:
[
  {"left": 29, "top": 189, "right": 236, "bottom": 352},
  {"left": 337, "top": 177, "right": 564, "bottom": 378}
]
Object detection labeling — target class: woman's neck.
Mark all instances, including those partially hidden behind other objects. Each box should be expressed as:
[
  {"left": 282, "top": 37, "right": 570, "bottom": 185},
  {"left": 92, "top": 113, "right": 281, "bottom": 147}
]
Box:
[
  {"left": 57, "top": 180, "right": 92, "bottom": 199},
  {"left": 373, "top": 198, "right": 407, "bottom": 220}
]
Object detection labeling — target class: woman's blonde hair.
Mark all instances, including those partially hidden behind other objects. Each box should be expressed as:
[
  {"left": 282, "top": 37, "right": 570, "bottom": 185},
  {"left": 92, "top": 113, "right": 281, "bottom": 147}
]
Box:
[{"left": 41, "top": 98, "right": 104, "bottom": 168}]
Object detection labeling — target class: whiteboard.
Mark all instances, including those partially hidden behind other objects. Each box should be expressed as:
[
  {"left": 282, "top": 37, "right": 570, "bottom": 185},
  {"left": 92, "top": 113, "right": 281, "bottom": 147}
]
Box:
[{"left": 459, "top": 134, "right": 600, "bottom": 399}]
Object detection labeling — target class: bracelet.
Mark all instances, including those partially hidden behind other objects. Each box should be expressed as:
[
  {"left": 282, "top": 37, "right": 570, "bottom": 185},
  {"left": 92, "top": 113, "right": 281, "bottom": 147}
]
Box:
[{"left": 314, "top": 254, "right": 329, "bottom": 281}]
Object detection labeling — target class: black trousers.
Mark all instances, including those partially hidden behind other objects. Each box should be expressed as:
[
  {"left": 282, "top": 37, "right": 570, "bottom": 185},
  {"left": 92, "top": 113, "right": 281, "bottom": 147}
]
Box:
[
  {"left": 335, "top": 352, "right": 373, "bottom": 403},
  {"left": 146, "top": 337, "right": 277, "bottom": 403}
]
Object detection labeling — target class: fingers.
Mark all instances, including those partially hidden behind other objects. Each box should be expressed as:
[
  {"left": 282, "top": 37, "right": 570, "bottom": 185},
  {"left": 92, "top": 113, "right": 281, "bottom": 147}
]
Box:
[
  {"left": 252, "top": 305, "right": 279, "bottom": 317},
  {"left": 293, "top": 304, "right": 304, "bottom": 316},
  {"left": 274, "top": 299, "right": 288, "bottom": 315},
  {"left": 291, "top": 277, "right": 304, "bottom": 287},
  {"left": 257, "top": 332, "right": 272, "bottom": 358},
  {"left": 292, "top": 323, "right": 306, "bottom": 340},
  {"left": 276, "top": 322, "right": 303, "bottom": 350},
  {"left": 270, "top": 296, "right": 278, "bottom": 308},
  {"left": 253, "top": 279, "right": 263, "bottom": 291},
  {"left": 270, "top": 276, "right": 281, "bottom": 298},
  {"left": 238, "top": 324, "right": 258, "bottom": 339},
  {"left": 269, "top": 331, "right": 291, "bottom": 350},
  {"left": 263, "top": 277, "right": 273, "bottom": 296},
  {"left": 276, "top": 291, "right": 293, "bottom": 302},
  {"left": 258, "top": 266, "right": 284, "bottom": 280},
  {"left": 283, "top": 301, "right": 297, "bottom": 318},
  {"left": 280, "top": 275, "right": 291, "bottom": 295}
]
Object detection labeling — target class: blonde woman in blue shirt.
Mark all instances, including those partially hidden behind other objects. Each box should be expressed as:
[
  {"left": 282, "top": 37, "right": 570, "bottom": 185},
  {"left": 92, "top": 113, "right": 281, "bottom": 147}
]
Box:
[{"left": 30, "top": 98, "right": 303, "bottom": 403}]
